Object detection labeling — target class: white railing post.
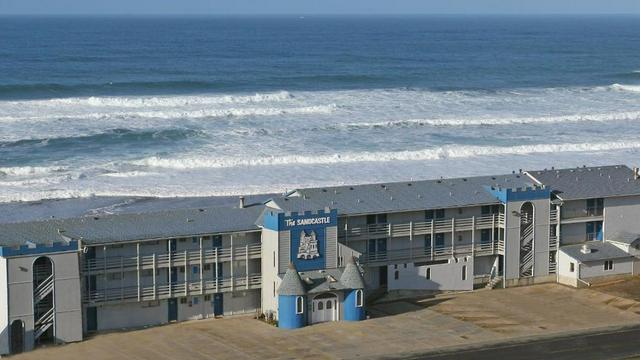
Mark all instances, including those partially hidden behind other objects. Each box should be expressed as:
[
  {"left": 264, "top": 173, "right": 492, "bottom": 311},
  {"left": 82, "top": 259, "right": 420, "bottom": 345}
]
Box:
[
  {"left": 215, "top": 247, "right": 219, "bottom": 293},
  {"left": 200, "top": 237, "right": 204, "bottom": 295},
  {"left": 431, "top": 220, "right": 435, "bottom": 260},
  {"left": 246, "top": 244, "right": 249, "bottom": 290},
  {"left": 136, "top": 242, "right": 141, "bottom": 302},
  {"left": 230, "top": 235, "right": 234, "bottom": 292},
  {"left": 451, "top": 218, "right": 455, "bottom": 255},
  {"left": 471, "top": 216, "right": 476, "bottom": 257},
  {"left": 184, "top": 250, "right": 188, "bottom": 296},
  {"left": 409, "top": 221, "right": 413, "bottom": 260},
  {"left": 152, "top": 253, "right": 157, "bottom": 300},
  {"left": 168, "top": 242, "right": 172, "bottom": 298}
]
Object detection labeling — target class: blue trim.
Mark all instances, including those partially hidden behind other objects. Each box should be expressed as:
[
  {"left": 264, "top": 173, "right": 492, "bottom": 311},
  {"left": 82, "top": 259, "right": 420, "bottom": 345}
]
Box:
[
  {"left": 484, "top": 185, "right": 550, "bottom": 203},
  {"left": 343, "top": 289, "right": 365, "bottom": 321},
  {"left": 0, "top": 240, "right": 77, "bottom": 257},
  {"left": 278, "top": 295, "right": 306, "bottom": 329}
]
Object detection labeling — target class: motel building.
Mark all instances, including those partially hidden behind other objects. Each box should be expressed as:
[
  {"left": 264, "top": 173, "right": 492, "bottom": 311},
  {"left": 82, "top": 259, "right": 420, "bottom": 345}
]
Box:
[{"left": 2, "top": 164, "right": 640, "bottom": 354}]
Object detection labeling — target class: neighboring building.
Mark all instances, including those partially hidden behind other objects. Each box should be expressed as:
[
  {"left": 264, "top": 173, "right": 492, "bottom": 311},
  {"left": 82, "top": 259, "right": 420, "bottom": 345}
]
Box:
[{"left": 2, "top": 164, "right": 640, "bottom": 355}]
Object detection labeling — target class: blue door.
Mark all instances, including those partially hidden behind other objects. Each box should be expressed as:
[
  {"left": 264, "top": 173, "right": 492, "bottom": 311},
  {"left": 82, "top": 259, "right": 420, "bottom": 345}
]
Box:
[
  {"left": 168, "top": 298, "right": 178, "bottom": 321},
  {"left": 87, "top": 307, "right": 97, "bottom": 332},
  {"left": 586, "top": 221, "right": 604, "bottom": 241},
  {"left": 213, "top": 293, "right": 223, "bottom": 316}
]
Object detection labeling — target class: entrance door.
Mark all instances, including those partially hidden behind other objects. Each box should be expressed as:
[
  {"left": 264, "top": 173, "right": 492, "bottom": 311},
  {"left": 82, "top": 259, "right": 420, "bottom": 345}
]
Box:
[
  {"left": 168, "top": 298, "right": 178, "bottom": 322},
  {"left": 10, "top": 320, "right": 24, "bottom": 354},
  {"left": 213, "top": 293, "right": 224, "bottom": 316},
  {"left": 379, "top": 266, "right": 388, "bottom": 287},
  {"left": 87, "top": 307, "right": 97, "bottom": 332},
  {"left": 311, "top": 293, "right": 338, "bottom": 324}
]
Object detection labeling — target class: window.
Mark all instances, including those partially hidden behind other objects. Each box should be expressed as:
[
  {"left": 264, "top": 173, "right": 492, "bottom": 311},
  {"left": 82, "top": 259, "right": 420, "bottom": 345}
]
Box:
[
  {"left": 193, "top": 297, "right": 199, "bottom": 305},
  {"left": 481, "top": 229, "right": 491, "bottom": 244},
  {"left": 192, "top": 237, "right": 198, "bottom": 244},
  {"left": 179, "top": 266, "right": 185, "bottom": 273},
  {"left": 458, "top": 208, "right": 463, "bottom": 214},
  {"left": 180, "top": 297, "right": 187, "bottom": 304},
  {"left": 394, "top": 271, "right": 399, "bottom": 280},
  {"left": 458, "top": 235, "right": 463, "bottom": 242},
  {"left": 461, "top": 265, "right": 467, "bottom": 281},
  {"left": 204, "top": 295, "right": 212, "bottom": 301},
  {"left": 435, "top": 233, "right": 445, "bottom": 248},
  {"left": 355, "top": 289, "right": 363, "bottom": 307},
  {"left": 425, "top": 210, "right": 434, "bottom": 221},
  {"left": 425, "top": 267, "right": 431, "bottom": 280},
  {"left": 367, "top": 214, "right": 387, "bottom": 224},
  {"left": 569, "top": 262, "right": 575, "bottom": 273},
  {"left": 435, "top": 209, "right": 445, "bottom": 219},
  {"left": 586, "top": 198, "right": 604, "bottom": 216},
  {"left": 108, "top": 272, "right": 122, "bottom": 281},
  {"left": 192, "top": 266, "right": 199, "bottom": 274},
  {"left": 604, "top": 260, "right": 614, "bottom": 271},
  {"left": 318, "top": 301, "right": 324, "bottom": 310},
  {"left": 425, "top": 234, "right": 432, "bottom": 248},
  {"left": 179, "top": 238, "right": 186, "bottom": 243},
  {"left": 212, "top": 235, "right": 223, "bottom": 248},
  {"left": 403, "top": 263, "right": 407, "bottom": 268},
  {"left": 204, "top": 264, "right": 211, "bottom": 271},
  {"left": 296, "top": 296, "right": 304, "bottom": 314}
]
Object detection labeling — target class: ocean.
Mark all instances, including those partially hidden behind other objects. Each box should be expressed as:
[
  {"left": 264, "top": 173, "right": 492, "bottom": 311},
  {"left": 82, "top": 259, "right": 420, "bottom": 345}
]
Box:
[{"left": 1, "top": 15, "right": 640, "bottom": 202}]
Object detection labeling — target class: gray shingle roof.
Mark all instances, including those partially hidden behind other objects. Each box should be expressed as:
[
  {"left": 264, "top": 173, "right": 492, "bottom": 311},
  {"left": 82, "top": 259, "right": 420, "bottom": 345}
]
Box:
[
  {"left": 526, "top": 165, "right": 640, "bottom": 201},
  {"left": 561, "top": 241, "right": 633, "bottom": 262},
  {"left": 340, "top": 256, "right": 365, "bottom": 289},
  {"left": 608, "top": 232, "right": 640, "bottom": 246},
  {"left": 268, "top": 173, "right": 533, "bottom": 215},
  {"left": 0, "top": 205, "right": 264, "bottom": 247},
  {"left": 278, "top": 263, "right": 307, "bottom": 296}
]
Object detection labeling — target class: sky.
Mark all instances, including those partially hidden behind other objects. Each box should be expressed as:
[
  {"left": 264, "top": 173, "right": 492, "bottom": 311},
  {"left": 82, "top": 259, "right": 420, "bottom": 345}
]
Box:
[{"left": 1, "top": 0, "right": 640, "bottom": 15}]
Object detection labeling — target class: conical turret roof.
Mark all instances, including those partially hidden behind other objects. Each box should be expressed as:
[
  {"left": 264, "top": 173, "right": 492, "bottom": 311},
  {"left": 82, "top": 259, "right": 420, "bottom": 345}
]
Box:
[
  {"left": 277, "top": 263, "right": 307, "bottom": 296},
  {"left": 340, "top": 256, "right": 366, "bottom": 290}
]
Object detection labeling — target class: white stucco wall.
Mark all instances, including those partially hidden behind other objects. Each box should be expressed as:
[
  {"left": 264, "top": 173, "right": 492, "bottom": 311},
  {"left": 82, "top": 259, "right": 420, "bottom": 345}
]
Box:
[{"left": 387, "top": 257, "right": 473, "bottom": 291}]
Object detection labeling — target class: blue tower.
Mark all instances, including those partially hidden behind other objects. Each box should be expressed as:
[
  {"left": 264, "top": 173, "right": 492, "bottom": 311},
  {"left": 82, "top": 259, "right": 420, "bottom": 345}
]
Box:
[
  {"left": 277, "top": 263, "right": 307, "bottom": 329},
  {"left": 340, "top": 257, "right": 366, "bottom": 321}
]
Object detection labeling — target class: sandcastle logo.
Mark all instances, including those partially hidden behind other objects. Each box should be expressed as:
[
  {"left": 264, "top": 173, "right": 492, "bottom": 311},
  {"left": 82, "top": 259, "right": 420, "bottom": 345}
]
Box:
[{"left": 297, "top": 230, "right": 320, "bottom": 260}]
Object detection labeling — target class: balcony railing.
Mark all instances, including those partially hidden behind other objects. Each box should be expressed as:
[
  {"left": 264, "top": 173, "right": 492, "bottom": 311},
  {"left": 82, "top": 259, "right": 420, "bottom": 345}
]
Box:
[
  {"left": 83, "top": 244, "right": 261, "bottom": 273},
  {"left": 561, "top": 208, "right": 603, "bottom": 220},
  {"left": 83, "top": 274, "right": 262, "bottom": 305},
  {"left": 549, "top": 209, "right": 558, "bottom": 224},
  {"left": 359, "top": 240, "right": 502, "bottom": 266},
  {"left": 340, "top": 214, "right": 504, "bottom": 242}
]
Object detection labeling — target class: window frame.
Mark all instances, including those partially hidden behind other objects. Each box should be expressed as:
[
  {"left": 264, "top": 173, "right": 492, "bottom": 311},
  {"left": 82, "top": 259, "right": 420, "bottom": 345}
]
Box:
[
  {"left": 355, "top": 289, "right": 364, "bottom": 307},
  {"left": 295, "top": 296, "right": 304, "bottom": 314},
  {"left": 604, "top": 260, "right": 614, "bottom": 271}
]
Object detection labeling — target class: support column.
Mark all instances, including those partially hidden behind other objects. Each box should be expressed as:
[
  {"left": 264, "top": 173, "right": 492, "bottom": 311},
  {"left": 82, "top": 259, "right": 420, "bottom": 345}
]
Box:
[
  {"left": 492, "top": 214, "right": 496, "bottom": 253},
  {"left": 430, "top": 220, "right": 435, "bottom": 259},
  {"left": 153, "top": 253, "right": 157, "bottom": 299},
  {"left": 471, "top": 216, "right": 476, "bottom": 257},
  {"left": 451, "top": 218, "right": 455, "bottom": 255},
  {"left": 168, "top": 243, "right": 172, "bottom": 298},
  {"left": 199, "top": 237, "right": 204, "bottom": 294},
  {"left": 137, "top": 242, "right": 141, "bottom": 301},
  {"left": 409, "top": 221, "right": 413, "bottom": 260},
  {"left": 215, "top": 248, "right": 219, "bottom": 293},
  {"left": 230, "top": 235, "right": 234, "bottom": 292},
  {"left": 246, "top": 244, "right": 249, "bottom": 290},
  {"left": 103, "top": 246, "right": 107, "bottom": 302},
  {"left": 184, "top": 250, "right": 188, "bottom": 296}
]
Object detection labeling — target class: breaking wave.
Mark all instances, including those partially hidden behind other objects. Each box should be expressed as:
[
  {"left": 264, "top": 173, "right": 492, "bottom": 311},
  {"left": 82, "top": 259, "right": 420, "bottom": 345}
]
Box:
[
  {"left": 0, "top": 166, "right": 68, "bottom": 177},
  {"left": 131, "top": 140, "right": 640, "bottom": 170},
  {"left": 6, "top": 91, "right": 293, "bottom": 108},
  {"left": 610, "top": 84, "right": 640, "bottom": 93}
]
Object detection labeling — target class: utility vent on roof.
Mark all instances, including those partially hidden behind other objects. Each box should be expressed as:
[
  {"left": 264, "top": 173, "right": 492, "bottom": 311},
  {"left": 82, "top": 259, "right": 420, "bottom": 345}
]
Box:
[
  {"left": 580, "top": 244, "right": 592, "bottom": 254},
  {"left": 198, "top": 209, "right": 205, "bottom": 212},
  {"left": 187, "top": 218, "right": 194, "bottom": 223},
  {"left": 93, "top": 217, "right": 99, "bottom": 220}
]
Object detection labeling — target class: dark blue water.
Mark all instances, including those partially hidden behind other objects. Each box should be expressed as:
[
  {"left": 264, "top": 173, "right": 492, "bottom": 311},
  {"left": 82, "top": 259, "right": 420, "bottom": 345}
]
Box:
[
  {"left": 1, "top": 15, "right": 639, "bottom": 99},
  {"left": 1, "top": 15, "right": 640, "bottom": 202}
]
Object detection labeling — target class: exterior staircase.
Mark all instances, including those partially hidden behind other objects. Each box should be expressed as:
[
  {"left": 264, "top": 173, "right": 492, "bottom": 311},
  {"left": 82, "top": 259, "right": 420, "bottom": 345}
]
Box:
[
  {"left": 519, "top": 220, "right": 534, "bottom": 277},
  {"left": 33, "top": 264, "right": 54, "bottom": 343},
  {"left": 485, "top": 276, "right": 503, "bottom": 289}
]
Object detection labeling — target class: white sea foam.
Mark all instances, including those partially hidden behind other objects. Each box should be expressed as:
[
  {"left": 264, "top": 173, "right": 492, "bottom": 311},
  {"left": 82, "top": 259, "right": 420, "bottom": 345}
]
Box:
[
  {"left": 0, "top": 104, "right": 336, "bottom": 123},
  {"left": 610, "top": 84, "right": 640, "bottom": 93},
  {"left": 130, "top": 140, "right": 640, "bottom": 170},
  {"left": 0, "top": 166, "right": 68, "bottom": 177},
  {"left": 340, "top": 111, "right": 640, "bottom": 129},
  {"left": 2, "top": 91, "right": 293, "bottom": 108}
]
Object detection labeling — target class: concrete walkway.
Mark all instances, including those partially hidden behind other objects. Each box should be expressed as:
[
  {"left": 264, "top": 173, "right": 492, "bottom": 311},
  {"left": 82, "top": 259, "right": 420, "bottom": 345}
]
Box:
[{"left": 15, "top": 284, "right": 640, "bottom": 360}]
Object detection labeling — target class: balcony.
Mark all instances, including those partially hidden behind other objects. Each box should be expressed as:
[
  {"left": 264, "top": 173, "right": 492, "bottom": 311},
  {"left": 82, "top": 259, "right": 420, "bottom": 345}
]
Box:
[
  {"left": 83, "top": 274, "right": 262, "bottom": 305},
  {"left": 82, "top": 244, "right": 261, "bottom": 274},
  {"left": 358, "top": 240, "right": 502, "bottom": 267},
  {"left": 549, "top": 209, "right": 558, "bottom": 224},
  {"left": 549, "top": 262, "right": 557, "bottom": 274},
  {"left": 560, "top": 208, "right": 604, "bottom": 223},
  {"left": 340, "top": 214, "right": 504, "bottom": 242}
]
